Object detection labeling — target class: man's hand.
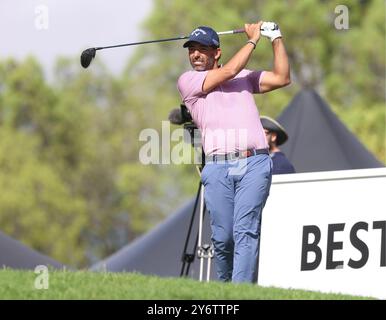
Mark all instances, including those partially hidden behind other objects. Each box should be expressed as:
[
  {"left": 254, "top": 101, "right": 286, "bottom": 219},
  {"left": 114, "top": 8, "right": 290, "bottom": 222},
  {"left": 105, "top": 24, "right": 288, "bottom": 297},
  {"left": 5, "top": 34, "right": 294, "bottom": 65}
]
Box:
[
  {"left": 261, "top": 21, "right": 282, "bottom": 42},
  {"left": 244, "top": 21, "right": 263, "bottom": 44}
]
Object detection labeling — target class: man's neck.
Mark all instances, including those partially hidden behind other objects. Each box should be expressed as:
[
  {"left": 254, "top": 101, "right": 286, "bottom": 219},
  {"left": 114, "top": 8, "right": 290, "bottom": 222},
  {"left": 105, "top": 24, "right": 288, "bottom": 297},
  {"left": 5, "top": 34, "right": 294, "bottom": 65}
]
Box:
[{"left": 270, "top": 145, "right": 281, "bottom": 153}]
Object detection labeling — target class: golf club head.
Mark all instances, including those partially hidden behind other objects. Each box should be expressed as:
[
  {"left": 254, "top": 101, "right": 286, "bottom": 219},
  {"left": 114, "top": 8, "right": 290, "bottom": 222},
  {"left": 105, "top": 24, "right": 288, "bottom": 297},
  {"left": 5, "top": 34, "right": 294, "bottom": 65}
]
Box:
[{"left": 80, "top": 48, "right": 96, "bottom": 68}]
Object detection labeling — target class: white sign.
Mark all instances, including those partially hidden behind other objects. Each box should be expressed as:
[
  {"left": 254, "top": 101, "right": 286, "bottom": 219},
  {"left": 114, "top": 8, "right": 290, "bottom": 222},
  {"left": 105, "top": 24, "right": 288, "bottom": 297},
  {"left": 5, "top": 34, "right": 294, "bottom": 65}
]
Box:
[{"left": 258, "top": 168, "right": 386, "bottom": 299}]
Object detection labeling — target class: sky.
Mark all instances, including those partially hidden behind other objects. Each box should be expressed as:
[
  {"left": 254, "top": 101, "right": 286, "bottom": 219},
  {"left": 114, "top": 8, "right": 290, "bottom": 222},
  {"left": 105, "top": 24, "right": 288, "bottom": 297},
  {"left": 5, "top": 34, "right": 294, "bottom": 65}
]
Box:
[{"left": 0, "top": 0, "right": 153, "bottom": 77}]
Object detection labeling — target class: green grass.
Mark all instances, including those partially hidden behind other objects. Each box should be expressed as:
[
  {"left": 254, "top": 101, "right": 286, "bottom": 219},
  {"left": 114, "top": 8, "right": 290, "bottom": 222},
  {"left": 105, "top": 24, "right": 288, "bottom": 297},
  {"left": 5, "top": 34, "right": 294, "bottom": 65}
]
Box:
[{"left": 0, "top": 269, "right": 374, "bottom": 300}]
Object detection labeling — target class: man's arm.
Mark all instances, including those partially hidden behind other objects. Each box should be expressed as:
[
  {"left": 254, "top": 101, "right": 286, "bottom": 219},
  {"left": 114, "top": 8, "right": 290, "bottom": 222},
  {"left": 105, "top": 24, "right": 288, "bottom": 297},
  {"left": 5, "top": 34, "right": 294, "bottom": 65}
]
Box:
[
  {"left": 202, "top": 22, "right": 263, "bottom": 93},
  {"left": 259, "top": 38, "right": 291, "bottom": 93}
]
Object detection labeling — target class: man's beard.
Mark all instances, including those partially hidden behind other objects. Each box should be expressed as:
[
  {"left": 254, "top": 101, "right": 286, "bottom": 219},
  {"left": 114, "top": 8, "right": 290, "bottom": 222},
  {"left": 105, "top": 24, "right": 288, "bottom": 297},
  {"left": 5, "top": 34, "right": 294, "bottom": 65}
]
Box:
[{"left": 191, "top": 56, "right": 215, "bottom": 71}]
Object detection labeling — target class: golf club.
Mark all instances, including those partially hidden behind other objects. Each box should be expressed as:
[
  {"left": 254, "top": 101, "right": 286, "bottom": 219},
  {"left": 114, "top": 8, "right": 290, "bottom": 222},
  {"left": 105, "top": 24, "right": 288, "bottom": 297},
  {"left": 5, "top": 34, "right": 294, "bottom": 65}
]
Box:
[{"left": 80, "top": 24, "right": 278, "bottom": 69}]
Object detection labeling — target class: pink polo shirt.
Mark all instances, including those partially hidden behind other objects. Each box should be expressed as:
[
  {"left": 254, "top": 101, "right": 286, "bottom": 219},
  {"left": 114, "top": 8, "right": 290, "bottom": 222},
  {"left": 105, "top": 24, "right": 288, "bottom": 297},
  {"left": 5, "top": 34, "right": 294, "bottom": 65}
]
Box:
[{"left": 177, "top": 69, "right": 268, "bottom": 155}]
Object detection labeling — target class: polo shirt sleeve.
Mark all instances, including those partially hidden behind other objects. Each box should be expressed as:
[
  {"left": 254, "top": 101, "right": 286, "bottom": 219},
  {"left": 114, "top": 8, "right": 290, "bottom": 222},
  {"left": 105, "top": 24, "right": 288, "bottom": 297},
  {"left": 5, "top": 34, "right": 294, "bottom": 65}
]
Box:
[
  {"left": 246, "top": 70, "right": 265, "bottom": 94},
  {"left": 177, "top": 70, "right": 208, "bottom": 105}
]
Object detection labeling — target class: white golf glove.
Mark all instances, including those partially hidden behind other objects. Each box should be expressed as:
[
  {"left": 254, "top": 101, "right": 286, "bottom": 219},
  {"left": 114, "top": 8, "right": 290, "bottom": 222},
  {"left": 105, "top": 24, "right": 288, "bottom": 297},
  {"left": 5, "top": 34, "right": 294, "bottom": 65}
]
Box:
[{"left": 261, "top": 21, "right": 282, "bottom": 42}]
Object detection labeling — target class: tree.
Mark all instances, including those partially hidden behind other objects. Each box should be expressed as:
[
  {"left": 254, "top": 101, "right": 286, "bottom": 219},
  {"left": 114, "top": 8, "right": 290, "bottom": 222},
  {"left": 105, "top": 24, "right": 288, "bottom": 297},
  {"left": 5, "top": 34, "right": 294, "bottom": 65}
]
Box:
[{"left": 0, "top": 127, "right": 88, "bottom": 266}]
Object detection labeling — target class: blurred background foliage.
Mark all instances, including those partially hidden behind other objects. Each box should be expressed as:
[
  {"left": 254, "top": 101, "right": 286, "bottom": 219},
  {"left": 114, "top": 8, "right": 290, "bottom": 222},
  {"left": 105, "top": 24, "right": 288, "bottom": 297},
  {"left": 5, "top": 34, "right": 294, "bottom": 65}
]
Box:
[{"left": 0, "top": 0, "right": 384, "bottom": 267}]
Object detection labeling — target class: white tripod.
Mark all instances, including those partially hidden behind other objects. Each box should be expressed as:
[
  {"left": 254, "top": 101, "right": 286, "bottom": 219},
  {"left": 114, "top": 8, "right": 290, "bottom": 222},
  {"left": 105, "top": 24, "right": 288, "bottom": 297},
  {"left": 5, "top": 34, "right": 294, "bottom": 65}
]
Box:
[
  {"left": 197, "top": 184, "right": 214, "bottom": 282},
  {"left": 179, "top": 132, "right": 214, "bottom": 282}
]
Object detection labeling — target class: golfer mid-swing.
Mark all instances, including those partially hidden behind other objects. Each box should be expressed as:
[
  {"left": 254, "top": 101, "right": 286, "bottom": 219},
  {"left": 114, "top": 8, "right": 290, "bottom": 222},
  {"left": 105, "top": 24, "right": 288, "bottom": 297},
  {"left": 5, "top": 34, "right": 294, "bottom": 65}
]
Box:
[{"left": 177, "top": 21, "right": 290, "bottom": 283}]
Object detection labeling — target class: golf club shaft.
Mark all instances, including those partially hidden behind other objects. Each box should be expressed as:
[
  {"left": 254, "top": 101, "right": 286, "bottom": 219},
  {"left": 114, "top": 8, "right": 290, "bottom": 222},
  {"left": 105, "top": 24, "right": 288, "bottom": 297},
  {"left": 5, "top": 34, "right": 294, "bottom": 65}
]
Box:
[
  {"left": 81, "top": 26, "right": 275, "bottom": 68},
  {"left": 95, "top": 28, "right": 246, "bottom": 51},
  {"left": 95, "top": 36, "right": 189, "bottom": 51},
  {"left": 217, "top": 28, "right": 245, "bottom": 35}
]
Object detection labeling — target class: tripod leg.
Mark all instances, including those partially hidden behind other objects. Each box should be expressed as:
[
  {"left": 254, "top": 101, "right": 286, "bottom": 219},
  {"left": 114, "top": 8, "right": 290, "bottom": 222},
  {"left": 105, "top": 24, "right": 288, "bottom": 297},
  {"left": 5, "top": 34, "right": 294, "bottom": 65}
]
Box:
[
  {"left": 204, "top": 243, "right": 214, "bottom": 282},
  {"left": 206, "top": 258, "right": 211, "bottom": 282},
  {"left": 199, "top": 256, "right": 204, "bottom": 282},
  {"left": 181, "top": 148, "right": 207, "bottom": 279},
  {"left": 180, "top": 182, "right": 202, "bottom": 277},
  {"left": 198, "top": 184, "right": 205, "bottom": 282},
  {"left": 187, "top": 185, "right": 208, "bottom": 278}
]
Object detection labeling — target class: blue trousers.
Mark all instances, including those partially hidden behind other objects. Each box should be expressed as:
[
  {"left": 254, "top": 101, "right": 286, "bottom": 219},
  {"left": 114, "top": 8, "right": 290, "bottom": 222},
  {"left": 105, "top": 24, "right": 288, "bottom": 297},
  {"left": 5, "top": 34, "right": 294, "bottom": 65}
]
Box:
[{"left": 201, "top": 154, "right": 272, "bottom": 283}]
